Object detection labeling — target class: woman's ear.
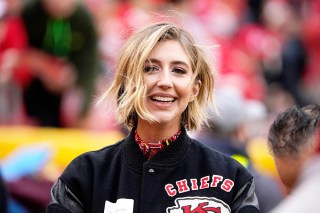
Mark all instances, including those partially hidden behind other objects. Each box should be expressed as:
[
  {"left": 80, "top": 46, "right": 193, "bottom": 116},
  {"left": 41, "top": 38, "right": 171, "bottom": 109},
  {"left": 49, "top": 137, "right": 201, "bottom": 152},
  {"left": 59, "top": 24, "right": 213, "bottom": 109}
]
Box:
[{"left": 190, "top": 80, "right": 201, "bottom": 102}]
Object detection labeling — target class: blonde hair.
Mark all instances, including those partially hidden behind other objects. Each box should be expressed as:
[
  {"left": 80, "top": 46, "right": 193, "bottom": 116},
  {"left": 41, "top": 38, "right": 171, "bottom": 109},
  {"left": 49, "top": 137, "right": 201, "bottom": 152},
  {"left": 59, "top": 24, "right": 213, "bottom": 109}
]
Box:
[{"left": 99, "top": 22, "right": 215, "bottom": 131}]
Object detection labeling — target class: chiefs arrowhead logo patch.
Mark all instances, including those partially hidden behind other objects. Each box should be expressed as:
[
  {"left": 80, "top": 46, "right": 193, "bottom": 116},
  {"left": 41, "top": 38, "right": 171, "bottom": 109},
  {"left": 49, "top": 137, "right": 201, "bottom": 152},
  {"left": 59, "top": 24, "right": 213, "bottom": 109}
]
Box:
[{"left": 167, "top": 197, "right": 231, "bottom": 213}]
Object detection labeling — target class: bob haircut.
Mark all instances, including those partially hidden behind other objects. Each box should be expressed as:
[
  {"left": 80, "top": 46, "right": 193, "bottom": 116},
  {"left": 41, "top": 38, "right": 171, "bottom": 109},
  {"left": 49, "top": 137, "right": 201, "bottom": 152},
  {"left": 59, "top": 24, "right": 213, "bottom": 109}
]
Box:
[{"left": 99, "top": 22, "right": 215, "bottom": 131}]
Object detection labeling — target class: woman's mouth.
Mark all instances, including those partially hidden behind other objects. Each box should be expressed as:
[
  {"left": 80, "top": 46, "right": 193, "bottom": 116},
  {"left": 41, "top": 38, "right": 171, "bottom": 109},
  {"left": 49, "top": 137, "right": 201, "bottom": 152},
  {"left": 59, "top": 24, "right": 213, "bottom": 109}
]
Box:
[{"left": 150, "top": 96, "right": 176, "bottom": 103}]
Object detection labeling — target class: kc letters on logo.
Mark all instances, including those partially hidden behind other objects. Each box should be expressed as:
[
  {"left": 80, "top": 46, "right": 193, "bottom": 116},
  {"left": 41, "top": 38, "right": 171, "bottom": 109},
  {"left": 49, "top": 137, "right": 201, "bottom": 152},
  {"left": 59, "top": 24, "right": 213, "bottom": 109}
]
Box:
[{"left": 167, "top": 197, "right": 231, "bottom": 213}]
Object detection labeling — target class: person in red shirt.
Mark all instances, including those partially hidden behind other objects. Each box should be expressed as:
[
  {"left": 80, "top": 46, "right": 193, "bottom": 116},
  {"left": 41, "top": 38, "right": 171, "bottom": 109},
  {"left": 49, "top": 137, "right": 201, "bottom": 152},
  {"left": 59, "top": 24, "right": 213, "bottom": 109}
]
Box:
[{"left": 0, "top": 0, "right": 30, "bottom": 87}]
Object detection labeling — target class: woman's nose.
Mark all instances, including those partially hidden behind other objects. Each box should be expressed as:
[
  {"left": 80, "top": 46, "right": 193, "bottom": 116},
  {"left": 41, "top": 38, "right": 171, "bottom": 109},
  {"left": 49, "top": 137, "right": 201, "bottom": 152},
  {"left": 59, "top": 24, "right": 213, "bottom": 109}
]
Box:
[{"left": 157, "top": 70, "right": 173, "bottom": 88}]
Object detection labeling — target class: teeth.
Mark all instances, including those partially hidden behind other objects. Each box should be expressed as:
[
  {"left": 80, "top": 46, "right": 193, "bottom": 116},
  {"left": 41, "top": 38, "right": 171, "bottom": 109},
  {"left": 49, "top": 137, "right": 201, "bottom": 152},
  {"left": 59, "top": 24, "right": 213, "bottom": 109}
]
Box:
[{"left": 151, "top": 96, "right": 175, "bottom": 102}]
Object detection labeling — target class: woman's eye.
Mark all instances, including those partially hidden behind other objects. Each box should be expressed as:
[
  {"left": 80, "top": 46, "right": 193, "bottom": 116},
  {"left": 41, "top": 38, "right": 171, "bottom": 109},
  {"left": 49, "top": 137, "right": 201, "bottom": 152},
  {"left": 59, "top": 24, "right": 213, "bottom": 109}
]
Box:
[
  {"left": 143, "top": 65, "right": 158, "bottom": 73},
  {"left": 172, "top": 68, "right": 186, "bottom": 74}
]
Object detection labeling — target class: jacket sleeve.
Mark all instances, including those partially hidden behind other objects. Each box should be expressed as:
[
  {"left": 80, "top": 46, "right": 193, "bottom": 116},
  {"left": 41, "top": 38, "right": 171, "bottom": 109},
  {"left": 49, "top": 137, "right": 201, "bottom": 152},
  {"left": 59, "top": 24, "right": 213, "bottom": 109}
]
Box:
[
  {"left": 47, "top": 179, "right": 84, "bottom": 213},
  {"left": 232, "top": 178, "right": 260, "bottom": 213}
]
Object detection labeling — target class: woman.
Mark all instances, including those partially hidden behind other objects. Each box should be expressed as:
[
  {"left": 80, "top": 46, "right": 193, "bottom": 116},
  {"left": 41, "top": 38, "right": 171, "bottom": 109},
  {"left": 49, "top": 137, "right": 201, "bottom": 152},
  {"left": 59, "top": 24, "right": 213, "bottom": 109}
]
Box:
[{"left": 47, "top": 22, "right": 260, "bottom": 213}]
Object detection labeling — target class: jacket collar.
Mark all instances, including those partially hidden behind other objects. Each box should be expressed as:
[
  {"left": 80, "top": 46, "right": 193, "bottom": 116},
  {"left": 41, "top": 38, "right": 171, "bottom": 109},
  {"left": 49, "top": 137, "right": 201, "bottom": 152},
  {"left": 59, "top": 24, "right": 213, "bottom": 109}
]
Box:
[{"left": 122, "top": 127, "right": 191, "bottom": 173}]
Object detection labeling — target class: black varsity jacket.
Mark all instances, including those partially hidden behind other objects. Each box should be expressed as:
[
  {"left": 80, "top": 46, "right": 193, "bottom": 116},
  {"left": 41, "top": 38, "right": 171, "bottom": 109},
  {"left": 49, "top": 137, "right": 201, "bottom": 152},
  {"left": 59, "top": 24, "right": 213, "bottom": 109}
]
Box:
[{"left": 47, "top": 128, "right": 260, "bottom": 213}]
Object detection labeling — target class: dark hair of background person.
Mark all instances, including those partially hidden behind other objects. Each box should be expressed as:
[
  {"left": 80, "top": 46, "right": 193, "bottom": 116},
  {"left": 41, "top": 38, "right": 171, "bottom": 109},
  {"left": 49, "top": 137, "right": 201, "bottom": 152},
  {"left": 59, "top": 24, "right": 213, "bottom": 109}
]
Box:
[{"left": 268, "top": 104, "right": 320, "bottom": 157}]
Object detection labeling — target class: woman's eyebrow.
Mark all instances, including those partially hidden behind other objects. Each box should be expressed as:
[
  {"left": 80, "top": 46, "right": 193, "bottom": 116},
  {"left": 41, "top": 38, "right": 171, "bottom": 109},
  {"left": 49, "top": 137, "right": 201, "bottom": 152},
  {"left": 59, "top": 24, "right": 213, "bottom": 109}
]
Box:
[{"left": 146, "top": 58, "right": 190, "bottom": 68}]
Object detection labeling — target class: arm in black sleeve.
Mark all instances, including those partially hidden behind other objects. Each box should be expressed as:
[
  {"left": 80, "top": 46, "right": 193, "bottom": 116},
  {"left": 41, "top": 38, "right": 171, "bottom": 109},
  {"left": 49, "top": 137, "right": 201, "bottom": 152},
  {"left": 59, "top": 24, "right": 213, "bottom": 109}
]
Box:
[
  {"left": 47, "top": 179, "right": 84, "bottom": 213},
  {"left": 232, "top": 178, "right": 260, "bottom": 213}
]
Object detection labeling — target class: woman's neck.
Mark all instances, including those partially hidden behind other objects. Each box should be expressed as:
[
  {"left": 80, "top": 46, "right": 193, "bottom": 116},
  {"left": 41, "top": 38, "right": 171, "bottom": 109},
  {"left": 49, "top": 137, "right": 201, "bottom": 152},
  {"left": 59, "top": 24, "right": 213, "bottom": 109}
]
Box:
[{"left": 136, "top": 120, "right": 181, "bottom": 143}]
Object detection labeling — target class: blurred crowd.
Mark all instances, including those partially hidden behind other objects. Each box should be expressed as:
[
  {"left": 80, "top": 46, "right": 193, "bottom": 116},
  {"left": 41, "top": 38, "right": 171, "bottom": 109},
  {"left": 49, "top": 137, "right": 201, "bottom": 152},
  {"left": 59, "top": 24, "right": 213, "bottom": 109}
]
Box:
[
  {"left": 1, "top": 0, "right": 320, "bottom": 129},
  {"left": 1, "top": 0, "right": 320, "bottom": 212}
]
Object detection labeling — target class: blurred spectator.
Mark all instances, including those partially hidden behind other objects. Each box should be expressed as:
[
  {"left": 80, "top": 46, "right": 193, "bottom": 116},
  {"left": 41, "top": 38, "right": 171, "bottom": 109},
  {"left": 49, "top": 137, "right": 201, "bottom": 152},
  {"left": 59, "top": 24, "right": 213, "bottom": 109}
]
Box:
[
  {"left": 265, "top": 84, "right": 296, "bottom": 115},
  {"left": 261, "top": 0, "right": 310, "bottom": 106},
  {"left": 0, "top": 0, "right": 29, "bottom": 85},
  {"left": 300, "top": 1, "right": 320, "bottom": 105},
  {"left": 19, "top": 0, "right": 100, "bottom": 127},
  {"left": 200, "top": 1, "right": 268, "bottom": 102},
  {"left": 0, "top": 0, "right": 30, "bottom": 125},
  {"left": 268, "top": 104, "right": 320, "bottom": 212},
  {"left": 197, "top": 86, "right": 284, "bottom": 213},
  {"left": 245, "top": 0, "right": 263, "bottom": 24}
]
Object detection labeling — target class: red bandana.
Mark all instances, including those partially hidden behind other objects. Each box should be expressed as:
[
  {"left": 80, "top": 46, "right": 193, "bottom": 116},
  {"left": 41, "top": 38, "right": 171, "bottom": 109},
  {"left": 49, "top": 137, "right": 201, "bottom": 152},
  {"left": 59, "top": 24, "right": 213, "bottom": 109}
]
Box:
[{"left": 135, "top": 129, "right": 181, "bottom": 158}]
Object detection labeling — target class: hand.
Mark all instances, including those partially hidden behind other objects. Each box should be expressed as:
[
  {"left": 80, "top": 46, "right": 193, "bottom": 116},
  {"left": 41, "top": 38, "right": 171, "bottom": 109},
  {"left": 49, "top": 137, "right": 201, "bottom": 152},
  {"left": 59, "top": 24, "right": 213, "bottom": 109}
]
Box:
[
  {"left": 22, "top": 49, "right": 77, "bottom": 93},
  {"left": 0, "top": 49, "right": 21, "bottom": 85},
  {"left": 43, "top": 60, "right": 77, "bottom": 93}
]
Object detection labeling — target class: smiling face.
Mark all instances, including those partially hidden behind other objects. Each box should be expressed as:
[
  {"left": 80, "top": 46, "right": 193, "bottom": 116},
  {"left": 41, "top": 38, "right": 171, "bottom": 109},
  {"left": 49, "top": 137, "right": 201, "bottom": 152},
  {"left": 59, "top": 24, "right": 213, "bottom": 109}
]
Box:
[
  {"left": 103, "top": 23, "right": 215, "bottom": 131},
  {"left": 137, "top": 40, "right": 200, "bottom": 130}
]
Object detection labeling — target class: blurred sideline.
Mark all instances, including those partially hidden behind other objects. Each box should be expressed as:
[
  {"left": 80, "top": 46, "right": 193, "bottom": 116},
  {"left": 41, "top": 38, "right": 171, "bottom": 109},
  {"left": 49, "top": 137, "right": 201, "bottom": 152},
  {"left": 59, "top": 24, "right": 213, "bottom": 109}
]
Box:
[
  {"left": 0, "top": 126, "right": 123, "bottom": 181},
  {"left": 0, "top": 126, "right": 276, "bottom": 178}
]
